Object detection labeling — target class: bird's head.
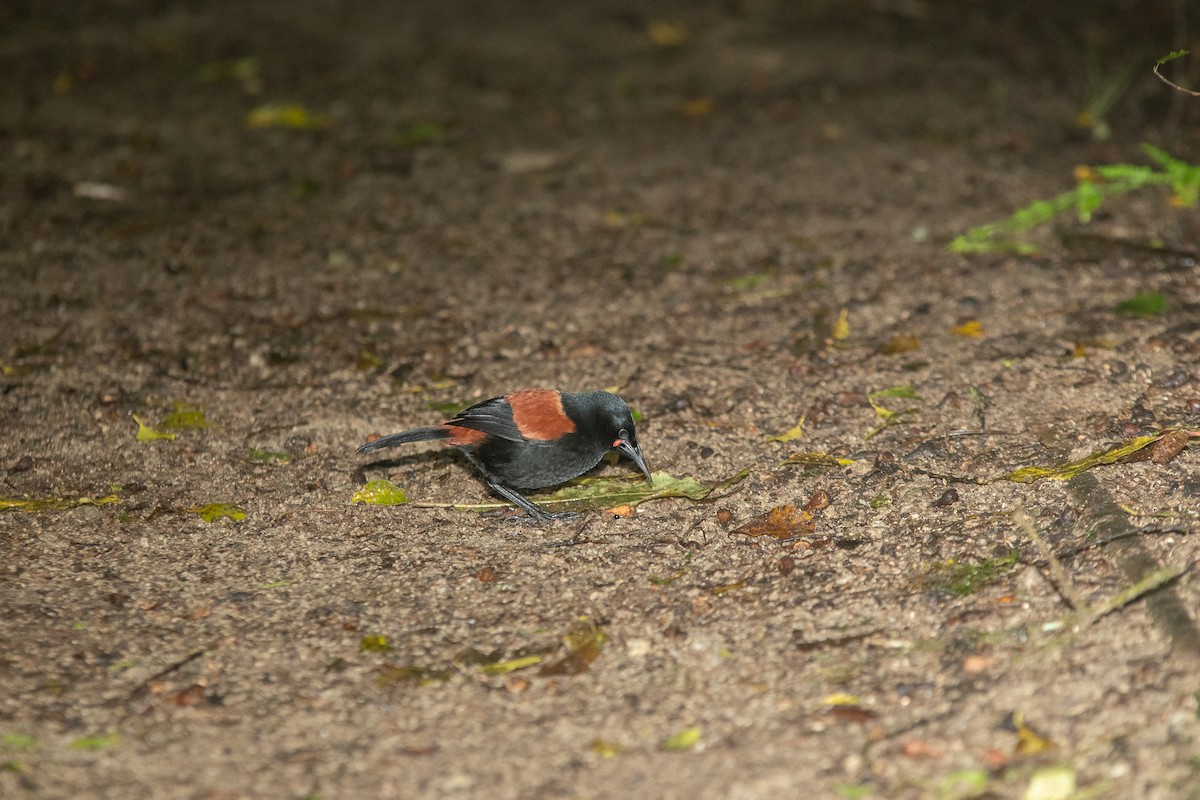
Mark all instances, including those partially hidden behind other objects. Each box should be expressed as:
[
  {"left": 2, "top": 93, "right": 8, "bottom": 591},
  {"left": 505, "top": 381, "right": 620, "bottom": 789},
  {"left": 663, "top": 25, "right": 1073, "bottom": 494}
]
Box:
[{"left": 585, "top": 391, "right": 651, "bottom": 483}]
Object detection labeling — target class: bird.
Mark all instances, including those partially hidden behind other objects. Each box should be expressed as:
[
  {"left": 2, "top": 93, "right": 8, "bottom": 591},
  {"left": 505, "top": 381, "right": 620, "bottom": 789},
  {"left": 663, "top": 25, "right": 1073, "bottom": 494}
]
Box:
[{"left": 357, "top": 389, "right": 651, "bottom": 520}]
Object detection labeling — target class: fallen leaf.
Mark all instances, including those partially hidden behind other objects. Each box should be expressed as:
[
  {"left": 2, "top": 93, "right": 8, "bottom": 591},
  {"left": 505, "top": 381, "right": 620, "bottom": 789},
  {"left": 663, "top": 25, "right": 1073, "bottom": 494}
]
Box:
[
  {"left": 1115, "top": 291, "right": 1166, "bottom": 317},
  {"left": 1150, "top": 429, "right": 1189, "bottom": 464},
  {"left": 538, "top": 618, "right": 606, "bottom": 676},
  {"left": 1023, "top": 767, "right": 1075, "bottom": 800},
  {"left": 133, "top": 415, "right": 175, "bottom": 442},
  {"left": 413, "top": 469, "right": 746, "bottom": 514},
  {"left": 376, "top": 664, "right": 451, "bottom": 688},
  {"left": 70, "top": 734, "right": 120, "bottom": 751},
  {"left": 962, "top": 655, "right": 994, "bottom": 674},
  {"left": 168, "top": 684, "right": 207, "bottom": 707},
  {"left": 780, "top": 452, "right": 855, "bottom": 468},
  {"left": 832, "top": 308, "right": 851, "bottom": 340},
  {"left": 766, "top": 415, "right": 805, "bottom": 443},
  {"left": 245, "top": 103, "right": 334, "bottom": 130},
  {"left": 161, "top": 404, "right": 210, "bottom": 430},
  {"left": 662, "top": 726, "right": 701, "bottom": 751},
  {"left": 359, "top": 635, "right": 393, "bottom": 653},
  {"left": 647, "top": 20, "right": 688, "bottom": 47},
  {"left": 1010, "top": 712, "right": 1055, "bottom": 755},
  {"left": 902, "top": 739, "right": 943, "bottom": 759},
  {"left": 248, "top": 448, "right": 290, "bottom": 464},
  {"left": 879, "top": 334, "right": 920, "bottom": 355},
  {"left": 391, "top": 121, "right": 444, "bottom": 148},
  {"left": 734, "top": 504, "right": 814, "bottom": 539},
  {"left": 479, "top": 655, "right": 543, "bottom": 675},
  {"left": 0, "top": 495, "right": 119, "bottom": 513},
  {"left": 954, "top": 320, "right": 985, "bottom": 337},
  {"left": 591, "top": 739, "right": 623, "bottom": 758},
  {"left": 351, "top": 479, "right": 409, "bottom": 506},
  {"left": 1000, "top": 433, "right": 1163, "bottom": 483},
  {"left": 830, "top": 705, "right": 878, "bottom": 723},
  {"left": 186, "top": 503, "right": 246, "bottom": 523}
]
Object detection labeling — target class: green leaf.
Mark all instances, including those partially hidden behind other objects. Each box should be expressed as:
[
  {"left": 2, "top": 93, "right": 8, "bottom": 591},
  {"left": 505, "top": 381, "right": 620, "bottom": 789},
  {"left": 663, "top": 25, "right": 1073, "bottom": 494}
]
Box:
[
  {"left": 351, "top": 479, "right": 409, "bottom": 506},
  {"left": 391, "top": 121, "right": 444, "bottom": 148},
  {"left": 931, "top": 550, "right": 1018, "bottom": 596},
  {"left": 662, "top": 726, "right": 702, "bottom": 751},
  {"left": 133, "top": 415, "right": 175, "bottom": 442},
  {"left": 70, "top": 733, "right": 120, "bottom": 751},
  {"left": 161, "top": 404, "right": 210, "bottom": 430},
  {"left": 0, "top": 495, "right": 119, "bottom": 513},
  {"left": 999, "top": 433, "right": 1163, "bottom": 483},
  {"left": 1, "top": 734, "right": 38, "bottom": 752},
  {"left": 1116, "top": 291, "right": 1166, "bottom": 317},
  {"left": 413, "top": 469, "right": 747, "bottom": 514},
  {"left": 780, "top": 451, "right": 855, "bottom": 468},
  {"left": 186, "top": 503, "right": 246, "bottom": 523},
  {"left": 868, "top": 385, "right": 920, "bottom": 401},
  {"left": 248, "top": 448, "right": 290, "bottom": 464},
  {"left": 1154, "top": 49, "right": 1189, "bottom": 67}
]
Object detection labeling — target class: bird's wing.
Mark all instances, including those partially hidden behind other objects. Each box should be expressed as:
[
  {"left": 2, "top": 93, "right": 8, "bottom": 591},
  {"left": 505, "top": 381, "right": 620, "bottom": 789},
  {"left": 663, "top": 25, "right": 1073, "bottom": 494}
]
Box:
[{"left": 446, "top": 397, "right": 528, "bottom": 443}]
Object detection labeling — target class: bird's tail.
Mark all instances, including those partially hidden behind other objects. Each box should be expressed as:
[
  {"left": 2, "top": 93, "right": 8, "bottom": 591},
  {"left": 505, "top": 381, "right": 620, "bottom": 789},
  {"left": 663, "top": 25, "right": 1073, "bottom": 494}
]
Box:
[{"left": 357, "top": 426, "right": 449, "bottom": 454}]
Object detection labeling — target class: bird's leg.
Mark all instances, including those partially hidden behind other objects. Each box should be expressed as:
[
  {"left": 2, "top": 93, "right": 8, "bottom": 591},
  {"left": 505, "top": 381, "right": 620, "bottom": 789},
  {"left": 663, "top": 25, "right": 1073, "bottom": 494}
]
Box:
[{"left": 486, "top": 481, "right": 577, "bottom": 522}]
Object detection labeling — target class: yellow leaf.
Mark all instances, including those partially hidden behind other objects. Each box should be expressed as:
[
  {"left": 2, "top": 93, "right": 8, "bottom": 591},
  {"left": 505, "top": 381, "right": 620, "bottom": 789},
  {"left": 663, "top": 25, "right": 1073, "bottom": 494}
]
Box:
[
  {"left": 133, "top": 415, "right": 175, "bottom": 442},
  {"left": 823, "top": 692, "right": 861, "bottom": 706},
  {"left": 591, "top": 739, "right": 623, "bottom": 758},
  {"left": 832, "top": 308, "right": 851, "bottom": 340},
  {"left": 953, "top": 320, "right": 984, "bottom": 337},
  {"left": 647, "top": 20, "right": 688, "bottom": 47},
  {"left": 186, "top": 503, "right": 246, "bottom": 523},
  {"left": 0, "top": 495, "right": 119, "bottom": 513},
  {"left": 766, "top": 416, "right": 805, "bottom": 443},
  {"left": 1012, "top": 712, "right": 1055, "bottom": 755},
  {"left": 662, "top": 727, "right": 701, "bottom": 751},
  {"left": 479, "top": 655, "right": 543, "bottom": 675},
  {"left": 246, "top": 103, "right": 334, "bottom": 130},
  {"left": 1023, "top": 767, "right": 1075, "bottom": 800},
  {"left": 681, "top": 98, "right": 714, "bottom": 117}
]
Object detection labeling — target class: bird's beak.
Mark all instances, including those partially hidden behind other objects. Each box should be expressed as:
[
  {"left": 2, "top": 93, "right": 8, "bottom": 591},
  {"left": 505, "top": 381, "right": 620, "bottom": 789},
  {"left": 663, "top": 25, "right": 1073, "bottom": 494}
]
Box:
[{"left": 615, "top": 438, "right": 652, "bottom": 483}]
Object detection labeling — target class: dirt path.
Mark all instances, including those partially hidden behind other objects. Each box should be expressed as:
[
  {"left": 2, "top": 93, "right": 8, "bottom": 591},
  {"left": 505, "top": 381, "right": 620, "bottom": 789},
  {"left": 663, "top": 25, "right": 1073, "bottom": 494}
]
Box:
[{"left": 3, "top": 2, "right": 1199, "bottom": 798}]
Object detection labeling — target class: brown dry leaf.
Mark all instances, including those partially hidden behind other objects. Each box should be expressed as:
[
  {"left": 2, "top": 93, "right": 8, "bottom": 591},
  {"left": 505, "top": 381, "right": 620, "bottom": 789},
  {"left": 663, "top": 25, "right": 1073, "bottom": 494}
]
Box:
[
  {"left": 1150, "top": 429, "right": 1189, "bottom": 464},
  {"left": 902, "top": 739, "right": 943, "bottom": 759},
  {"left": 803, "top": 490, "right": 831, "bottom": 512},
  {"left": 962, "top": 655, "right": 993, "bottom": 674},
  {"left": 168, "top": 684, "right": 207, "bottom": 707},
  {"left": 733, "top": 504, "right": 814, "bottom": 539},
  {"left": 829, "top": 705, "right": 878, "bottom": 723}
]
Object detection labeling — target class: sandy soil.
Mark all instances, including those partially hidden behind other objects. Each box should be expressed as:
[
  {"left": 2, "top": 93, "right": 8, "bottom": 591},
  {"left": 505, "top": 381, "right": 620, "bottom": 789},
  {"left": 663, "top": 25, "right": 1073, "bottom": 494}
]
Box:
[{"left": 2, "top": 2, "right": 1199, "bottom": 798}]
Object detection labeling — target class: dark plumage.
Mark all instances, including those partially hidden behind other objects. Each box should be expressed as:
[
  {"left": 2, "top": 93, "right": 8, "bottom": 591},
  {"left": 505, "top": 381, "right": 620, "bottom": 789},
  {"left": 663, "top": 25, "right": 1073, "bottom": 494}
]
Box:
[{"left": 357, "top": 389, "right": 651, "bottom": 520}]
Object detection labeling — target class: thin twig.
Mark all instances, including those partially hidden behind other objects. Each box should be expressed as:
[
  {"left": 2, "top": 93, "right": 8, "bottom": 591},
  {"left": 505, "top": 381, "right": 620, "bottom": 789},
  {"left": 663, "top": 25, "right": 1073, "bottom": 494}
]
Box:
[{"left": 1015, "top": 507, "right": 1082, "bottom": 610}]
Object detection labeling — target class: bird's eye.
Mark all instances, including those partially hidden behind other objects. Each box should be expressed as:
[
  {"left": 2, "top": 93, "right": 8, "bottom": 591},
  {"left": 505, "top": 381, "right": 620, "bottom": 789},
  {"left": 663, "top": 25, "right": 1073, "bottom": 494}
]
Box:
[{"left": 617, "top": 428, "right": 629, "bottom": 441}]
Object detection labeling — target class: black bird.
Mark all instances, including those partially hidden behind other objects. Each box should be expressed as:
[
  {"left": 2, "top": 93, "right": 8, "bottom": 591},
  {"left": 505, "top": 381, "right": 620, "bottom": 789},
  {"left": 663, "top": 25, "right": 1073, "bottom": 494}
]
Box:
[{"left": 357, "top": 389, "right": 651, "bottom": 520}]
